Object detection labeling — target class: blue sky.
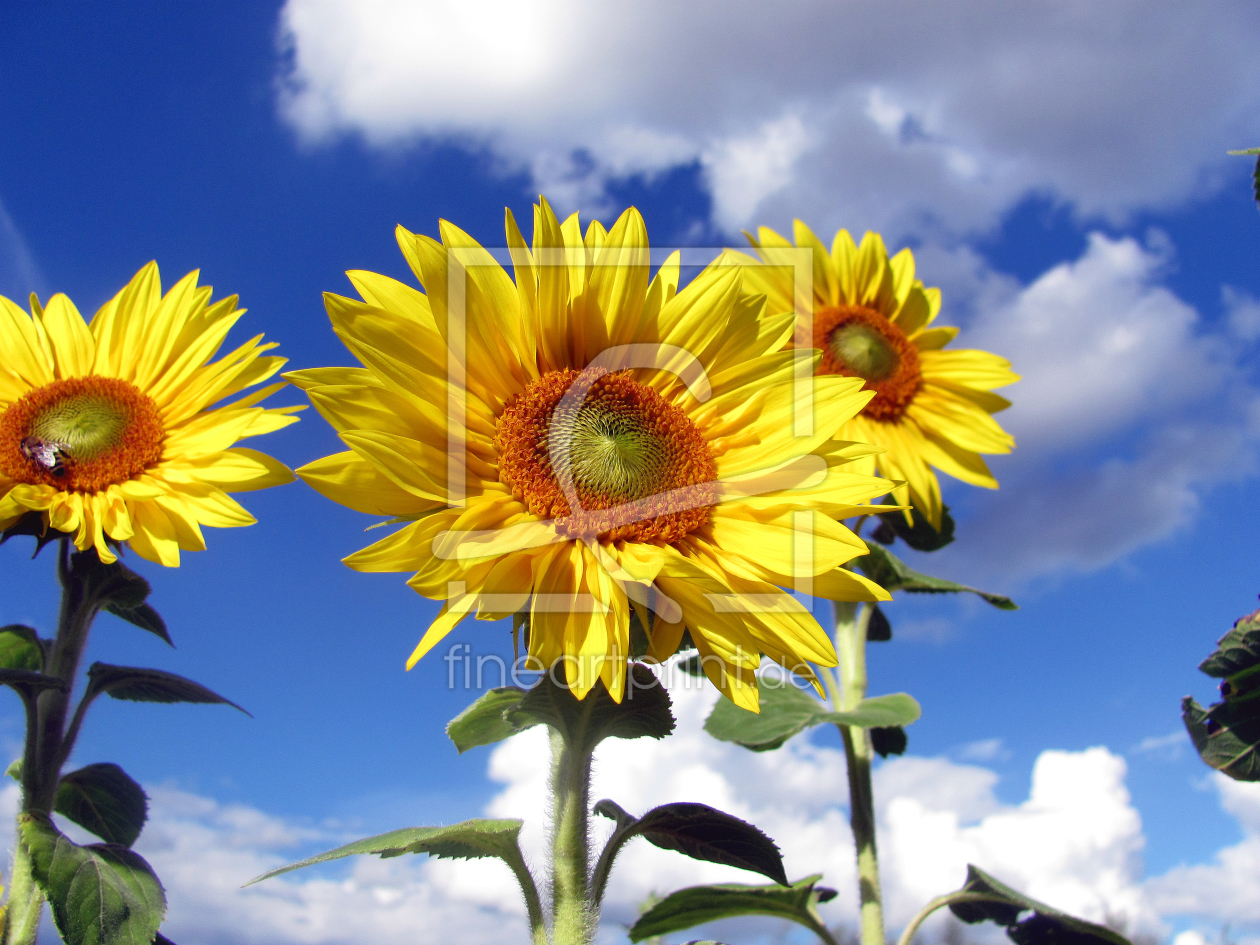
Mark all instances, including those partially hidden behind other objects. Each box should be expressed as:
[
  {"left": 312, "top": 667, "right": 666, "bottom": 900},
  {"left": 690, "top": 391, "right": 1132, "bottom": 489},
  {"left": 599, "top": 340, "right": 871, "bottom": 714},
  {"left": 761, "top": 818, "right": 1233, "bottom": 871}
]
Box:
[{"left": 2, "top": 2, "right": 1260, "bottom": 943}]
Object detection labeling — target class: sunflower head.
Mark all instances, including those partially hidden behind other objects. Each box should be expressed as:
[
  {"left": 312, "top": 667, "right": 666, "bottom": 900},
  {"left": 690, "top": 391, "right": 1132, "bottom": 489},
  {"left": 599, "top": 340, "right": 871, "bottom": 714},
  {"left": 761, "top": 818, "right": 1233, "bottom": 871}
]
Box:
[
  {"left": 0, "top": 263, "right": 301, "bottom": 565},
  {"left": 727, "top": 221, "right": 1019, "bottom": 529},
  {"left": 292, "top": 199, "right": 897, "bottom": 709}
]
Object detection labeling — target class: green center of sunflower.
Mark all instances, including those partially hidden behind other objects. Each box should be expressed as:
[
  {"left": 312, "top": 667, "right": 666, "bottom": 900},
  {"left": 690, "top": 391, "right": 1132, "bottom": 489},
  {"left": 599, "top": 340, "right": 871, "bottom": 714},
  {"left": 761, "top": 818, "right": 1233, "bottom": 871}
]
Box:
[
  {"left": 0, "top": 376, "right": 165, "bottom": 491},
  {"left": 495, "top": 369, "right": 718, "bottom": 542},
  {"left": 828, "top": 322, "right": 900, "bottom": 382},
  {"left": 814, "top": 305, "right": 923, "bottom": 423},
  {"left": 30, "top": 392, "right": 131, "bottom": 462},
  {"left": 561, "top": 404, "right": 673, "bottom": 505}
]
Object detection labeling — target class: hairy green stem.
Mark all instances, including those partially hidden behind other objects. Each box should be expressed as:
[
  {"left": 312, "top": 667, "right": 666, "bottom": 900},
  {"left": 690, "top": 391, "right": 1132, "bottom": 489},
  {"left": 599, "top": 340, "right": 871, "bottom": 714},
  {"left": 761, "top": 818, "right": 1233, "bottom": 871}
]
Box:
[
  {"left": 5, "top": 543, "right": 104, "bottom": 945},
  {"left": 3, "top": 839, "right": 42, "bottom": 945},
  {"left": 895, "top": 892, "right": 1011, "bottom": 945},
  {"left": 550, "top": 727, "right": 594, "bottom": 945},
  {"left": 831, "top": 599, "right": 885, "bottom": 945},
  {"left": 501, "top": 844, "right": 548, "bottom": 945}
]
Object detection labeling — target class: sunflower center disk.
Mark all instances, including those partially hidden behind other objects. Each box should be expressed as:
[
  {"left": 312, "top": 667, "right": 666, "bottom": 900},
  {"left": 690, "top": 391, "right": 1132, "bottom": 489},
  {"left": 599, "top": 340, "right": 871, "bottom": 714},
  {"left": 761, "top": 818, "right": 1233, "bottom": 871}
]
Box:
[
  {"left": 816, "top": 305, "right": 923, "bottom": 423},
  {"left": 0, "top": 376, "right": 165, "bottom": 491},
  {"left": 495, "top": 370, "right": 718, "bottom": 542}
]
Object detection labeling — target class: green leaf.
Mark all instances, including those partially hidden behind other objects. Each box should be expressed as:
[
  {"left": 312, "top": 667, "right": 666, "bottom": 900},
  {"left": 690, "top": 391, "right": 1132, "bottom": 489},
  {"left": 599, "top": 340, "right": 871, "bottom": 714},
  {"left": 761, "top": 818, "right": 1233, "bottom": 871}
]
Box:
[
  {"left": 705, "top": 676, "right": 920, "bottom": 752},
  {"left": 855, "top": 543, "right": 1017, "bottom": 609},
  {"left": 103, "top": 603, "right": 171, "bottom": 648},
  {"left": 0, "top": 511, "right": 61, "bottom": 556},
  {"left": 0, "top": 669, "right": 68, "bottom": 696},
  {"left": 878, "top": 504, "right": 955, "bottom": 551},
  {"left": 1228, "top": 147, "right": 1260, "bottom": 155},
  {"left": 678, "top": 654, "right": 705, "bottom": 677},
  {"left": 1183, "top": 695, "right": 1260, "bottom": 780},
  {"left": 871, "top": 725, "right": 908, "bottom": 757},
  {"left": 629, "top": 875, "right": 833, "bottom": 942},
  {"left": 71, "top": 555, "right": 150, "bottom": 612},
  {"left": 509, "top": 663, "right": 674, "bottom": 753},
  {"left": 1184, "top": 608, "right": 1260, "bottom": 780},
  {"left": 0, "top": 625, "right": 44, "bottom": 671},
  {"left": 1198, "top": 609, "right": 1260, "bottom": 677},
  {"left": 867, "top": 604, "right": 892, "bottom": 642},
  {"left": 597, "top": 801, "right": 787, "bottom": 885},
  {"left": 245, "top": 818, "right": 527, "bottom": 885},
  {"left": 446, "top": 687, "right": 535, "bottom": 753},
  {"left": 55, "top": 764, "right": 149, "bottom": 848},
  {"left": 84, "top": 663, "right": 249, "bottom": 716},
  {"left": 20, "top": 813, "right": 166, "bottom": 945},
  {"left": 950, "top": 864, "right": 1131, "bottom": 945}
]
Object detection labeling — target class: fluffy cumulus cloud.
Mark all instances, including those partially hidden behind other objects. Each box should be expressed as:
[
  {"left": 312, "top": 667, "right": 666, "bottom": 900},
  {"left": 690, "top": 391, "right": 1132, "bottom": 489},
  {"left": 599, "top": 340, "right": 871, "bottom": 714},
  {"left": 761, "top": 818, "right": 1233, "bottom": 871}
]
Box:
[
  {"left": 10, "top": 680, "right": 1225, "bottom": 944},
  {"left": 272, "top": 0, "right": 1260, "bottom": 584},
  {"left": 924, "top": 231, "right": 1260, "bottom": 585},
  {"left": 276, "top": 0, "right": 1260, "bottom": 236},
  {"left": 1147, "top": 777, "right": 1260, "bottom": 931}
]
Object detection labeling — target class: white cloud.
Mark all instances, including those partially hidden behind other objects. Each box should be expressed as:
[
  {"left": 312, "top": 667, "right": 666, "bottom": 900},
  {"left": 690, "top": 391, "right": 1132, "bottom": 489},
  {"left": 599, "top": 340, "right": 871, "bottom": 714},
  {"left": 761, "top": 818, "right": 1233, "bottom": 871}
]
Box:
[
  {"left": 275, "top": 0, "right": 1260, "bottom": 235},
  {"left": 1146, "top": 776, "right": 1260, "bottom": 930},
  {"left": 1224, "top": 286, "right": 1260, "bottom": 342},
  {"left": 927, "top": 232, "right": 1260, "bottom": 585},
  {"left": 956, "top": 738, "right": 1011, "bottom": 763},
  {"left": 967, "top": 232, "right": 1225, "bottom": 454},
  {"left": 1132, "top": 732, "right": 1189, "bottom": 760}
]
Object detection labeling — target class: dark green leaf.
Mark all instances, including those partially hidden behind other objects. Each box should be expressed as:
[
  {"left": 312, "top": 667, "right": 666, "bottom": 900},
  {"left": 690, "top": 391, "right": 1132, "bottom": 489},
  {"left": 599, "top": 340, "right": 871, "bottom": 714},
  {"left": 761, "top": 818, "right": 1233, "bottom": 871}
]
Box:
[
  {"left": 678, "top": 654, "right": 705, "bottom": 677},
  {"left": 628, "top": 607, "right": 651, "bottom": 658},
  {"left": 1185, "top": 608, "right": 1260, "bottom": 780},
  {"left": 0, "top": 625, "right": 43, "bottom": 672},
  {"left": 0, "top": 669, "right": 68, "bottom": 695},
  {"left": 103, "top": 603, "right": 171, "bottom": 648},
  {"left": 1183, "top": 696, "right": 1260, "bottom": 780},
  {"left": 855, "top": 543, "right": 1017, "bottom": 609},
  {"left": 20, "top": 813, "right": 166, "bottom": 945},
  {"left": 446, "top": 687, "right": 535, "bottom": 753},
  {"left": 950, "top": 865, "right": 1131, "bottom": 945},
  {"left": 629, "top": 803, "right": 787, "bottom": 884},
  {"left": 509, "top": 663, "right": 673, "bottom": 753},
  {"left": 867, "top": 604, "right": 891, "bottom": 642},
  {"left": 871, "top": 726, "right": 908, "bottom": 757},
  {"left": 1198, "top": 609, "right": 1260, "bottom": 677},
  {"left": 245, "top": 818, "right": 526, "bottom": 885},
  {"left": 878, "top": 504, "right": 955, "bottom": 551},
  {"left": 629, "top": 876, "right": 832, "bottom": 942},
  {"left": 85, "top": 664, "right": 249, "bottom": 716},
  {"left": 56, "top": 764, "right": 149, "bottom": 848},
  {"left": 705, "top": 676, "right": 920, "bottom": 752},
  {"left": 0, "top": 511, "right": 60, "bottom": 557},
  {"left": 593, "top": 798, "right": 637, "bottom": 832},
  {"left": 71, "top": 555, "right": 150, "bottom": 611}
]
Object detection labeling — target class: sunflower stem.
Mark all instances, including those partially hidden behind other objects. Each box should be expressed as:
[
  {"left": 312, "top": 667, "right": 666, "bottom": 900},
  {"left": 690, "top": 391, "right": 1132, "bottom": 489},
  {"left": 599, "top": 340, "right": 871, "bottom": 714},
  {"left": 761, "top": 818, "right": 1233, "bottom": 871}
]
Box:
[
  {"left": 549, "top": 726, "right": 595, "bottom": 945},
  {"left": 832, "top": 600, "right": 885, "bottom": 945},
  {"left": 3, "top": 838, "right": 41, "bottom": 945},
  {"left": 5, "top": 542, "right": 104, "bottom": 945}
]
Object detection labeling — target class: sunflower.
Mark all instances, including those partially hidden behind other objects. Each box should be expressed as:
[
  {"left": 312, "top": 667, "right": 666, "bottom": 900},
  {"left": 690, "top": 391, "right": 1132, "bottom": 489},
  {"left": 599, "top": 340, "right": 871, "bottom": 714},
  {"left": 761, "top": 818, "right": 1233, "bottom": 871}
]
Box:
[
  {"left": 723, "top": 223, "right": 1018, "bottom": 528},
  {"left": 0, "top": 262, "right": 300, "bottom": 566},
  {"left": 290, "top": 199, "right": 896, "bottom": 708}
]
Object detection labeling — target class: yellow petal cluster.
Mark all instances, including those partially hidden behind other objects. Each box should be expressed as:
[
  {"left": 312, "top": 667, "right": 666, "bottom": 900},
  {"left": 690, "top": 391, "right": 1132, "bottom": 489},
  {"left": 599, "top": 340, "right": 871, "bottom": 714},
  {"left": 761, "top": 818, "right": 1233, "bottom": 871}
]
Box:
[
  {"left": 725, "top": 223, "right": 1018, "bottom": 527},
  {"left": 0, "top": 263, "right": 300, "bottom": 565},
  {"left": 294, "top": 199, "right": 898, "bottom": 709}
]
